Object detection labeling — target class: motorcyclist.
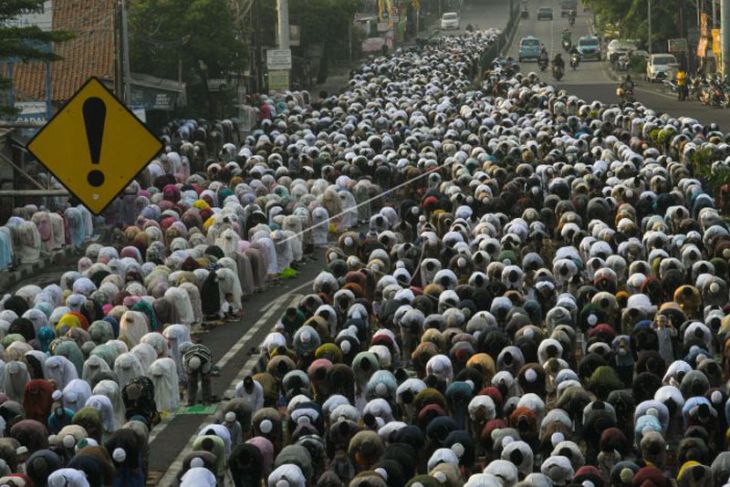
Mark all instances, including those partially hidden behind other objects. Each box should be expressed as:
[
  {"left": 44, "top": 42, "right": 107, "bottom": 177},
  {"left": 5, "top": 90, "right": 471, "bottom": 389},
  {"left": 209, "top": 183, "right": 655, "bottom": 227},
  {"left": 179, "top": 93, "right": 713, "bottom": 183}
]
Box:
[
  {"left": 569, "top": 9, "right": 576, "bottom": 25},
  {"left": 676, "top": 69, "right": 688, "bottom": 100},
  {"left": 552, "top": 53, "right": 565, "bottom": 71},
  {"left": 620, "top": 74, "right": 635, "bottom": 92},
  {"left": 569, "top": 45, "right": 580, "bottom": 68}
]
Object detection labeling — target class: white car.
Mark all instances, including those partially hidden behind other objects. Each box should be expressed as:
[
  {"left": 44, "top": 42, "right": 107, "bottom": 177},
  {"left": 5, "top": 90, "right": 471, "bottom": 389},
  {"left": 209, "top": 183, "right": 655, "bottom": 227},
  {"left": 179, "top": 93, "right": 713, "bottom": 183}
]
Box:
[
  {"left": 646, "top": 53, "right": 679, "bottom": 82},
  {"left": 606, "top": 39, "right": 638, "bottom": 63},
  {"left": 441, "top": 12, "right": 460, "bottom": 30}
]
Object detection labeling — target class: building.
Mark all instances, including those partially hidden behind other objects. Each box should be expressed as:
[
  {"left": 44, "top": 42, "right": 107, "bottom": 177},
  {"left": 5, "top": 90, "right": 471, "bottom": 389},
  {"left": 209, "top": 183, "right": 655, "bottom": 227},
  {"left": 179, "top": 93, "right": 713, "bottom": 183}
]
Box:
[{"left": 9, "top": 0, "right": 185, "bottom": 122}]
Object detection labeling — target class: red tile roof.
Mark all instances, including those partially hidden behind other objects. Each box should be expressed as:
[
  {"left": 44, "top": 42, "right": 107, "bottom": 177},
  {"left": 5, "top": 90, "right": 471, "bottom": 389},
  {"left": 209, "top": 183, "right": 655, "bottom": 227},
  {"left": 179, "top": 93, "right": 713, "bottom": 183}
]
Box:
[{"left": 12, "top": 0, "right": 116, "bottom": 102}]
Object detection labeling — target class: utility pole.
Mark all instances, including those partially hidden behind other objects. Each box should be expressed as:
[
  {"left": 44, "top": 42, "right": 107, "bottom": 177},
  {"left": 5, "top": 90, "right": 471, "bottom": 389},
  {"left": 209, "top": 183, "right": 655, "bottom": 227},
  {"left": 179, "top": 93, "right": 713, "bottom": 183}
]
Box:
[
  {"left": 121, "top": 0, "right": 131, "bottom": 105},
  {"left": 277, "top": 0, "right": 290, "bottom": 49},
  {"left": 723, "top": 0, "right": 730, "bottom": 75},
  {"left": 648, "top": 0, "right": 653, "bottom": 53},
  {"left": 713, "top": 0, "right": 718, "bottom": 25}
]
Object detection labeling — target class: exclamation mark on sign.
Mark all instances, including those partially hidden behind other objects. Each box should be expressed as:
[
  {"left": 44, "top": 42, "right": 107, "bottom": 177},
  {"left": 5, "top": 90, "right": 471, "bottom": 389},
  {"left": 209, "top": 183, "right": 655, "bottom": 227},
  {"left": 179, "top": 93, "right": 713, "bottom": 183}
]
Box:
[{"left": 83, "top": 97, "right": 106, "bottom": 188}]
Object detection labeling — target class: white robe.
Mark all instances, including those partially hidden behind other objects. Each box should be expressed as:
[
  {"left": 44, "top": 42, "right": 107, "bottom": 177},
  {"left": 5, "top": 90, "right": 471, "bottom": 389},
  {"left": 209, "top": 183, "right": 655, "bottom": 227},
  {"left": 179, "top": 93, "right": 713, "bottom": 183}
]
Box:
[
  {"left": 82, "top": 355, "right": 112, "bottom": 383},
  {"left": 114, "top": 352, "right": 145, "bottom": 389},
  {"left": 3, "top": 360, "right": 29, "bottom": 402},
  {"left": 283, "top": 216, "right": 303, "bottom": 262},
  {"left": 45, "top": 355, "right": 78, "bottom": 390},
  {"left": 165, "top": 287, "right": 195, "bottom": 327},
  {"left": 147, "top": 357, "right": 179, "bottom": 412},
  {"left": 120, "top": 311, "right": 149, "bottom": 347},
  {"left": 131, "top": 343, "right": 157, "bottom": 372},
  {"left": 93, "top": 380, "right": 126, "bottom": 429},
  {"left": 85, "top": 394, "right": 117, "bottom": 433},
  {"left": 252, "top": 234, "right": 278, "bottom": 275},
  {"left": 62, "top": 379, "right": 92, "bottom": 413},
  {"left": 163, "top": 324, "right": 191, "bottom": 383},
  {"left": 180, "top": 283, "right": 204, "bottom": 325},
  {"left": 216, "top": 267, "right": 243, "bottom": 312},
  {"left": 48, "top": 212, "right": 66, "bottom": 250},
  {"left": 15, "top": 220, "right": 42, "bottom": 264},
  {"left": 311, "top": 207, "right": 330, "bottom": 246}
]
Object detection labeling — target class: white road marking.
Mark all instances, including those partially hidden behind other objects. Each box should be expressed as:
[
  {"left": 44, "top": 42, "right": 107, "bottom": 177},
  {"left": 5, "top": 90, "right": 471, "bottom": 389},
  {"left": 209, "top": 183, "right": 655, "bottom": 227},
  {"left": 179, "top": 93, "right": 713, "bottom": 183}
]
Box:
[{"left": 157, "top": 294, "right": 302, "bottom": 487}]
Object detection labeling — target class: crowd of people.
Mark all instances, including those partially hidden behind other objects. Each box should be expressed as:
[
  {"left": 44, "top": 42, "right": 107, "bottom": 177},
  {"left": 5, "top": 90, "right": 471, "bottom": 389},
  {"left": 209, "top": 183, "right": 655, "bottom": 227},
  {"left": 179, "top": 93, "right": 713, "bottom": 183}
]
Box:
[{"left": 0, "top": 24, "right": 730, "bottom": 487}]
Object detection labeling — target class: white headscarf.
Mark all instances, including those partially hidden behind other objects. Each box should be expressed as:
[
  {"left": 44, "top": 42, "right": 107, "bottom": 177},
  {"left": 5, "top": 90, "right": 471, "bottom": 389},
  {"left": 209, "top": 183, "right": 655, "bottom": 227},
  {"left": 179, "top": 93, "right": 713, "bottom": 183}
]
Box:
[
  {"left": 48, "top": 468, "right": 91, "bottom": 487},
  {"left": 268, "top": 464, "right": 306, "bottom": 487},
  {"left": 120, "top": 311, "right": 149, "bottom": 347},
  {"left": 131, "top": 343, "right": 157, "bottom": 372},
  {"left": 93, "top": 380, "right": 126, "bottom": 428},
  {"left": 62, "top": 379, "right": 92, "bottom": 413},
  {"left": 44, "top": 355, "right": 78, "bottom": 390},
  {"left": 180, "top": 467, "right": 216, "bottom": 487},
  {"left": 147, "top": 358, "right": 179, "bottom": 413},
  {"left": 85, "top": 394, "right": 117, "bottom": 433},
  {"left": 114, "top": 352, "right": 145, "bottom": 389}
]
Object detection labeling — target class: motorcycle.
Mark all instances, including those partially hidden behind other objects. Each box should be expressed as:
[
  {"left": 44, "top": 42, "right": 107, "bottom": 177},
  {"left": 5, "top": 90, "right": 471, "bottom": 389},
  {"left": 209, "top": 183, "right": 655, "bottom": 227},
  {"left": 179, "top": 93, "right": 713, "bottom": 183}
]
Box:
[
  {"left": 616, "top": 54, "right": 630, "bottom": 71},
  {"left": 570, "top": 53, "right": 580, "bottom": 70},
  {"left": 562, "top": 39, "right": 572, "bottom": 51},
  {"left": 552, "top": 65, "right": 564, "bottom": 81},
  {"left": 538, "top": 57, "right": 549, "bottom": 72},
  {"left": 569, "top": 14, "right": 576, "bottom": 26},
  {"left": 702, "top": 82, "right": 727, "bottom": 107},
  {"left": 616, "top": 86, "right": 635, "bottom": 105}
]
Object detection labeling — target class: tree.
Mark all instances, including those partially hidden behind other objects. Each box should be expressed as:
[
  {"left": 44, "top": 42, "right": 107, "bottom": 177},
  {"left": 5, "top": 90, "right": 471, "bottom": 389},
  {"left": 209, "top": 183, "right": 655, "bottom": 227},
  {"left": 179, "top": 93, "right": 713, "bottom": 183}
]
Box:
[
  {"left": 0, "top": 0, "right": 73, "bottom": 115},
  {"left": 585, "top": 0, "right": 686, "bottom": 49},
  {"left": 128, "top": 0, "right": 247, "bottom": 118}
]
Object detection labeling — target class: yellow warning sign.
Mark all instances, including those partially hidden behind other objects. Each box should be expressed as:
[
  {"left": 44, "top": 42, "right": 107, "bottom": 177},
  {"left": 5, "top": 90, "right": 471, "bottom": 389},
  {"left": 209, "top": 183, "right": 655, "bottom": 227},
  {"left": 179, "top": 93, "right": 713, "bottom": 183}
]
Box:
[{"left": 27, "top": 77, "right": 163, "bottom": 215}]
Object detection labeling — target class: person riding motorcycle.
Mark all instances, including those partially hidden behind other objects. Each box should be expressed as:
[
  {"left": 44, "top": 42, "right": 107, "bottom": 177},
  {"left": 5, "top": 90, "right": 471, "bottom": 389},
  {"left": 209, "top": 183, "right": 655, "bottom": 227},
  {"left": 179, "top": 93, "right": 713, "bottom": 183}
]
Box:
[
  {"left": 552, "top": 53, "right": 565, "bottom": 71},
  {"left": 676, "top": 69, "right": 688, "bottom": 101},
  {"left": 569, "top": 9, "right": 576, "bottom": 25},
  {"left": 620, "top": 74, "right": 634, "bottom": 91},
  {"left": 561, "top": 29, "right": 572, "bottom": 50},
  {"left": 538, "top": 46, "right": 549, "bottom": 69},
  {"left": 617, "top": 75, "right": 635, "bottom": 102},
  {"left": 569, "top": 45, "right": 580, "bottom": 68}
]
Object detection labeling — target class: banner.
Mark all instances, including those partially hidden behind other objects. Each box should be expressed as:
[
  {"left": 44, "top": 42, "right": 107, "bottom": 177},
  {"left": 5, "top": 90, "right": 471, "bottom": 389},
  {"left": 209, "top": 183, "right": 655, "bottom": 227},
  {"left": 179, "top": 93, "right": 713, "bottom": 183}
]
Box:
[{"left": 712, "top": 28, "right": 721, "bottom": 56}]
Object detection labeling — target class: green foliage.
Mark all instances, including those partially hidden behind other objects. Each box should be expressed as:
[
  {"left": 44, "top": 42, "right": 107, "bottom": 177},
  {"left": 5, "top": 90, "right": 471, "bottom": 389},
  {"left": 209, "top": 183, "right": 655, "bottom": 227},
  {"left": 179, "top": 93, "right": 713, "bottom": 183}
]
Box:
[
  {"left": 129, "top": 0, "right": 246, "bottom": 117},
  {"left": 629, "top": 56, "right": 646, "bottom": 74},
  {"left": 585, "top": 0, "right": 683, "bottom": 48},
  {"left": 0, "top": 0, "right": 73, "bottom": 115},
  {"left": 288, "top": 0, "right": 359, "bottom": 58}
]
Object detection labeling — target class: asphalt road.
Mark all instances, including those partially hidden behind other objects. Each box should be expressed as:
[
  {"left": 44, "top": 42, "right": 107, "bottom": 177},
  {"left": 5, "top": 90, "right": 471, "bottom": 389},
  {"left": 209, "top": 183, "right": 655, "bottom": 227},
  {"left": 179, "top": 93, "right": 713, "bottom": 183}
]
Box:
[{"left": 507, "top": 0, "right": 730, "bottom": 129}]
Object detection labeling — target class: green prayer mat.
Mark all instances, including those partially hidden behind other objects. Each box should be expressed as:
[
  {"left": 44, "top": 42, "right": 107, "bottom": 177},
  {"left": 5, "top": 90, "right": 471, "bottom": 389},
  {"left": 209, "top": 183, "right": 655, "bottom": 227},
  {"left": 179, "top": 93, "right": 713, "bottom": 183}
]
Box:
[{"left": 175, "top": 404, "right": 218, "bottom": 415}]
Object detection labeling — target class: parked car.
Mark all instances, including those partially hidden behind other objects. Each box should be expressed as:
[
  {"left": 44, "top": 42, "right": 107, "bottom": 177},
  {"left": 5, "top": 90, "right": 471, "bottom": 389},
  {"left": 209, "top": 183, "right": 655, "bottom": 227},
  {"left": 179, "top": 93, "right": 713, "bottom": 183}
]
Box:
[
  {"left": 577, "top": 35, "right": 601, "bottom": 60},
  {"left": 646, "top": 53, "right": 679, "bottom": 82},
  {"left": 518, "top": 35, "right": 542, "bottom": 62},
  {"left": 440, "top": 12, "right": 460, "bottom": 30},
  {"left": 537, "top": 7, "right": 553, "bottom": 20},
  {"left": 607, "top": 39, "right": 638, "bottom": 63}
]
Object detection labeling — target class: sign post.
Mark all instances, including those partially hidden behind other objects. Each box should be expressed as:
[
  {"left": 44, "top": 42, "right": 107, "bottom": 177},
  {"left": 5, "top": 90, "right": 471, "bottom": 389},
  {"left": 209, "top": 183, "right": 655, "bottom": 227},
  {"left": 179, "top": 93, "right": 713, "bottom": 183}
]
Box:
[
  {"left": 26, "top": 77, "right": 162, "bottom": 215},
  {"left": 266, "top": 48, "right": 292, "bottom": 92}
]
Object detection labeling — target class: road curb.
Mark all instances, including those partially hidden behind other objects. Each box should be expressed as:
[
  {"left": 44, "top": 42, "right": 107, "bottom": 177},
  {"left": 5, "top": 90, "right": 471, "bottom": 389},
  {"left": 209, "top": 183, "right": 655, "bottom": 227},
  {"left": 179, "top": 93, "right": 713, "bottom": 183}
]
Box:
[{"left": 0, "top": 236, "right": 98, "bottom": 294}]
